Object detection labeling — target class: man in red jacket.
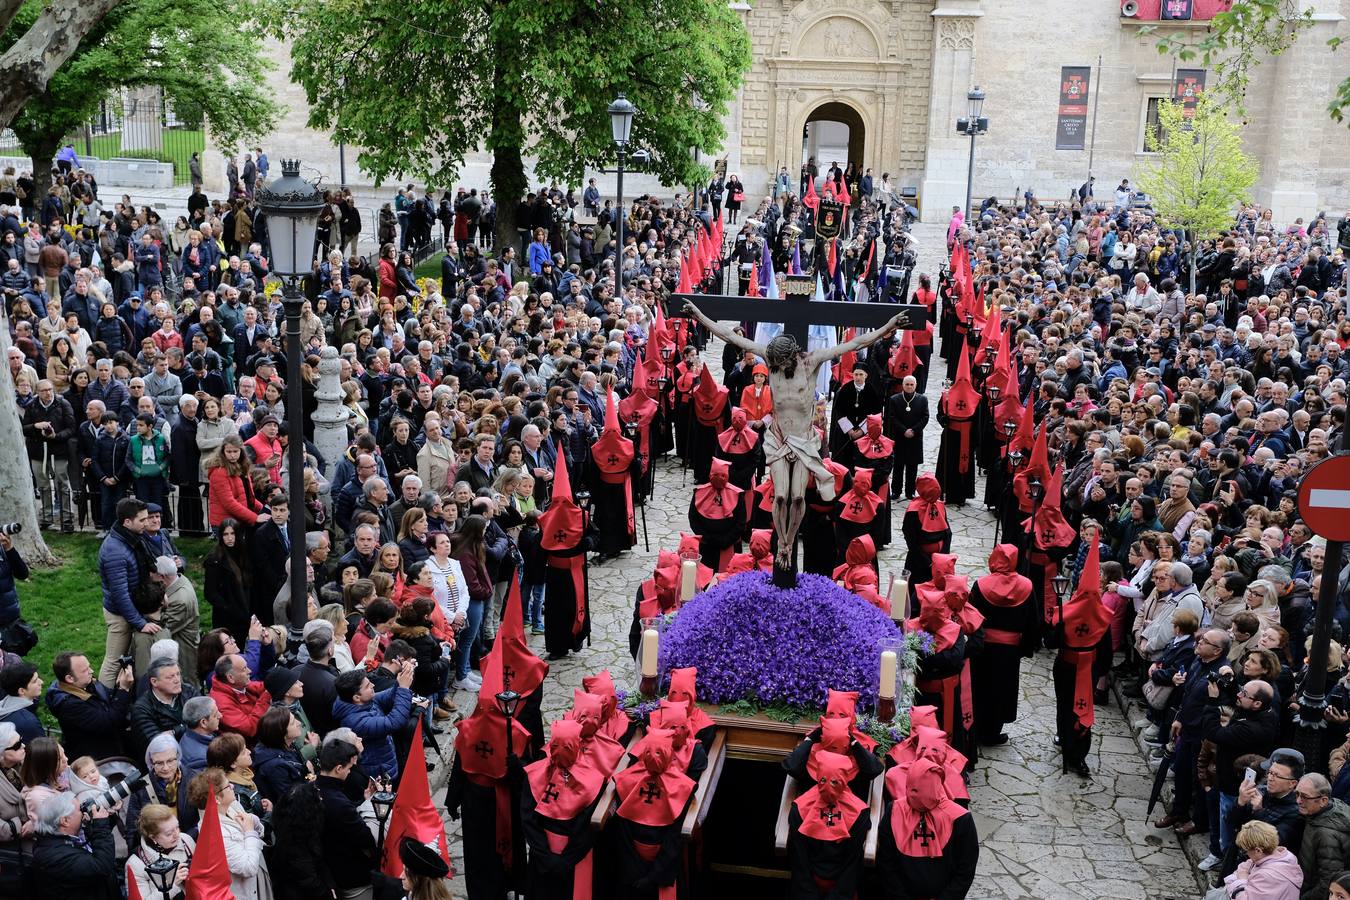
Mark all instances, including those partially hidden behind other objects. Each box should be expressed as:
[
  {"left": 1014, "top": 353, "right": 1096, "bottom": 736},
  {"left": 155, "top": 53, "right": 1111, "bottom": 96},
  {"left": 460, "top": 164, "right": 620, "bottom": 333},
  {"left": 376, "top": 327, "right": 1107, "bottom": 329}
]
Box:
[{"left": 208, "top": 653, "right": 271, "bottom": 741}]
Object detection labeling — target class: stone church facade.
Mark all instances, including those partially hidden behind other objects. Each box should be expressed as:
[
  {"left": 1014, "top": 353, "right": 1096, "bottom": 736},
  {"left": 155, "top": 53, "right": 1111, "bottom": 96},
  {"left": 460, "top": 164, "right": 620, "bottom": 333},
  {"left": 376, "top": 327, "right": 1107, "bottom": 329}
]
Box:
[{"left": 252, "top": 0, "right": 1350, "bottom": 224}]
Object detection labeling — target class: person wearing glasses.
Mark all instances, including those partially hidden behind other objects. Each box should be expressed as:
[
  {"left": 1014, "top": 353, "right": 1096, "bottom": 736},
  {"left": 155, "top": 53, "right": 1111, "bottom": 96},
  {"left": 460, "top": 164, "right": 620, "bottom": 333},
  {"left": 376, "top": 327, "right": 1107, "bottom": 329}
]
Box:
[
  {"left": 1231, "top": 748, "right": 1306, "bottom": 871},
  {"left": 1154, "top": 628, "right": 1230, "bottom": 835},
  {"left": 1293, "top": 773, "right": 1350, "bottom": 900},
  {"left": 1194, "top": 677, "right": 1277, "bottom": 872}
]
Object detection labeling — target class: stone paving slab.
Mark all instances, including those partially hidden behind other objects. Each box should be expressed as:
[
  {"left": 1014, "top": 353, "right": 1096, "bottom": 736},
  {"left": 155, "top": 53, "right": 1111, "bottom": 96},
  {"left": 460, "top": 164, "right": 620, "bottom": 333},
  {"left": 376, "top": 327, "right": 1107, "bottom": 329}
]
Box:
[{"left": 418, "top": 223, "right": 1202, "bottom": 898}]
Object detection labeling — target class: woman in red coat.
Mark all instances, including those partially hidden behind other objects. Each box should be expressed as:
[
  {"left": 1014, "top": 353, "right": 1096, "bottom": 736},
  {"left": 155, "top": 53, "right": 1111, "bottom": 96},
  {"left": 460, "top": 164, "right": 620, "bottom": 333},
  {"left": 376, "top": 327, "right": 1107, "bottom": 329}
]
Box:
[
  {"left": 206, "top": 434, "right": 263, "bottom": 529},
  {"left": 377, "top": 242, "right": 398, "bottom": 303}
]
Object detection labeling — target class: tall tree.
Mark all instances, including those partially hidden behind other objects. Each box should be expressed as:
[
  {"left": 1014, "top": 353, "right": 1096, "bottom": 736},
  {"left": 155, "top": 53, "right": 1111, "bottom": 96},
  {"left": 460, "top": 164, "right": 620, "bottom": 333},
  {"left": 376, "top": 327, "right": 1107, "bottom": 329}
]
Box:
[
  {"left": 1142, "top": 0, "right": 1348, "bottom": 124},
  {"left": 0, "top": 0, "right": 124, "bottom": 132},
  {"left": 3, "top": 0, "right": 278, "bottom": 208},
  {"left": 1135, "top": 96, "right": 1259, "bottom": 294},
  {"left": 280, "top": 0, "right": 751, "bottom": 249}
]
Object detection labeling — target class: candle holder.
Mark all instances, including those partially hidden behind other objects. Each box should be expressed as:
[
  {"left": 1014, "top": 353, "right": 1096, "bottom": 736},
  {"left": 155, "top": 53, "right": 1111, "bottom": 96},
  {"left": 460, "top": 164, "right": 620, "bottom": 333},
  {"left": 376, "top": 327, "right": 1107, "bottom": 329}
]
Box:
[
  {"left": 638, "top": 627, "right": 660, "bottom": 697},
  {"left": 876, "top": 644, "right": 902, "bottom": 723}
]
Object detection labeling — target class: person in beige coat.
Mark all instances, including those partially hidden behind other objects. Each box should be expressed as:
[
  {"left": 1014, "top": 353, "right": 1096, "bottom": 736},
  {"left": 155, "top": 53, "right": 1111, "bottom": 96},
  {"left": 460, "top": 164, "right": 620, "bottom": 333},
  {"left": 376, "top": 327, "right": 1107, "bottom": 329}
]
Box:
[{"left": 416, "top": 413, "right": 455, "bottom": 500}]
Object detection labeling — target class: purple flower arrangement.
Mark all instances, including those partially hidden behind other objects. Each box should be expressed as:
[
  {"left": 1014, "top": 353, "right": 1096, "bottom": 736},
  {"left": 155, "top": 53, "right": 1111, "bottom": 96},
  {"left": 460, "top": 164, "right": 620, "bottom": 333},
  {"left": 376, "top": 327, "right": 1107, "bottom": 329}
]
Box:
[{"left": 658, "top": 571, "right": 904, "bottom": 710}]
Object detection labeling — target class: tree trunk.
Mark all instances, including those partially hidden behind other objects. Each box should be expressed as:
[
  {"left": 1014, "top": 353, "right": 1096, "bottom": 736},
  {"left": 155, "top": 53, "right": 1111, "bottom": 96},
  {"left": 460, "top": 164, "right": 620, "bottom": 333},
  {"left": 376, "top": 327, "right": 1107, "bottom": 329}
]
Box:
[
  {"left": 0, "top": 0, "right": 125, "bottom": 133},
  {"left": 25, "top": 132, "right": 60, "bottom": 222},
  {"left": 0, "top": 312, "right": 56, "bottom": 565},
  {"left": 1189, "top": 242, "right": 1197, "bottom": 296},
  {"left": 488, "top": 60, "right": 527, "bottom": 257}
]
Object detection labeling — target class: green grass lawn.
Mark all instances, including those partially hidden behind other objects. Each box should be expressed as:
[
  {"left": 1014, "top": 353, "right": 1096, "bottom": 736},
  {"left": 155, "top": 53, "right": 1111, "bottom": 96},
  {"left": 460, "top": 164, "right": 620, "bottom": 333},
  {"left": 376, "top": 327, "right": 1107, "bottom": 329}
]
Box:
[
  {"left": 23, "top": 532, "right": 214, "bottom": 690},
  {"left": 81, "top": 128, "right": 205, "bottom": 185},
  {"left": 414, "top": 251, "right": 444, "bottom": 281}
]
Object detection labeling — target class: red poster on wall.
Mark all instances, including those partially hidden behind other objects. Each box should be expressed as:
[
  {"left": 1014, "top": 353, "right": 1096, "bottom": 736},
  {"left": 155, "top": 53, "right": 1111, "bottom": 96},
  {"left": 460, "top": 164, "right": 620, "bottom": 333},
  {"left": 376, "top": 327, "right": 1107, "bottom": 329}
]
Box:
[
  {"left": 1173, "top": 68, "right": 1206, "bottom": 117},
  {"left": 1056, "top": 66, "right": 1091, "bottom": 150}
]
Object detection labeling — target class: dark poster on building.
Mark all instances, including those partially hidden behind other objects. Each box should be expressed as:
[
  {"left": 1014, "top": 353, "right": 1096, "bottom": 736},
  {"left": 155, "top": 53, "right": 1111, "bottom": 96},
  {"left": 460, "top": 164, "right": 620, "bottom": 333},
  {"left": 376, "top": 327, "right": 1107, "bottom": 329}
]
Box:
[
  {"left": 1174, "top": 68, "right": 1206, "bottom": 117},
  {"left": 1161, "top": 0, "right": 1194, "bottom": 20},
  {"left": 1055, "top": 66, "right": 1091, "bottom": 150}
]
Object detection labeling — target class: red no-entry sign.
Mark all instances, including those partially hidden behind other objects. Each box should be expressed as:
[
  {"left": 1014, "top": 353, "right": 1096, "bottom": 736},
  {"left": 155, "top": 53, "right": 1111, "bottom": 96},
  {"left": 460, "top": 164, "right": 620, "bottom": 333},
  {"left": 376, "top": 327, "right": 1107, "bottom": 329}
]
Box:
[{"left": 1298, "top": 455, "right": 1350, "bottom": 542}]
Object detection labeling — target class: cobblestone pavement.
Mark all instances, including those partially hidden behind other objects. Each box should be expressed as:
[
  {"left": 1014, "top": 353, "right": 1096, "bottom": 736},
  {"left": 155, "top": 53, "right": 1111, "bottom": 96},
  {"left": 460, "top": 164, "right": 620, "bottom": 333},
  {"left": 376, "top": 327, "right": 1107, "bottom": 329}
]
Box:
[{"left": 425, "top": 224, "right": 1199, "bottom": 898}]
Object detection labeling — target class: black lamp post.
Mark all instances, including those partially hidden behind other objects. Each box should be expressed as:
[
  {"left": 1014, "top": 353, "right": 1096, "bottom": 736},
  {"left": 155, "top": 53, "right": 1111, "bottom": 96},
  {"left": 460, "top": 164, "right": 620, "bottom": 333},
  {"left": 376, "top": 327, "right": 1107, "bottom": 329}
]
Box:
[
  {"left": 371, "top": 787, "right": 396, "bottom": 850},
  {"left": 145, "top": 856, "right": 180, "bottom": 900},
  {"left": 609, "top": 94, "right": 635, "bottom": 296},
  {"left": 497, "top": 688, "right": 522, "bottom": 766},
  {"left": 1051, "top": 571, "right": 1072, "bottom": 626},
  {"left": 955, "top": 86, "right": 989, "bottom": 218},
  {"left": 256, "top": 159, "right": 324, "bottom": 651}
]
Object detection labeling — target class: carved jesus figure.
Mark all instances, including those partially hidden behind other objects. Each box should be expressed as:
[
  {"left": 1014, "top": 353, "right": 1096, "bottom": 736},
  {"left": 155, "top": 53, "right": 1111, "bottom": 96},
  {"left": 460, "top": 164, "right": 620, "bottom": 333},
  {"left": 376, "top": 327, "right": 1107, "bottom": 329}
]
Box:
[{"left": 683, "top": 303, "right": 911, "bottom": 577}]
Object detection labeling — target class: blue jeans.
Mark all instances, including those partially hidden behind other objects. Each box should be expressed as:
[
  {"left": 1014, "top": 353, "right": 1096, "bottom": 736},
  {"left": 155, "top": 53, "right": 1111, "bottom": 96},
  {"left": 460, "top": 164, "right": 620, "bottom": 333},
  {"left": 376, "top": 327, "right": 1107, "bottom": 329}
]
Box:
[
  {"left": 455, "top": 599, "right": 485, "bottom": 680},
  {"left": 524, "top": 582, "right": 544, "bottom": 628},
  {"left": 1218, "top": 791, "right": 1237, "bottom": 855},
  {"left": 99, "top": 481, "right": 126, "bottom": 529}
]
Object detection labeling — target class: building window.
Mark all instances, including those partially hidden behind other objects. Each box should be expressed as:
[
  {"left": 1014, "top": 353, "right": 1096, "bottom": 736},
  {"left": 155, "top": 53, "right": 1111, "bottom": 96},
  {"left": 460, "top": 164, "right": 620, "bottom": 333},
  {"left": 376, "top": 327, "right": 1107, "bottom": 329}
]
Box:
[{"left": 1140, "top": 97, "right": 1170, "bottom": 153}]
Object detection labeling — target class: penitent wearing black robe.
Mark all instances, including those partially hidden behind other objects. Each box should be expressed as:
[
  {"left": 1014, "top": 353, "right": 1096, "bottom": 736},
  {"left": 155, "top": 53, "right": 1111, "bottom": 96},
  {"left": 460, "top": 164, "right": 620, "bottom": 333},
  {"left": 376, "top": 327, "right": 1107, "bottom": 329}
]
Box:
[
  {"left": 608, "top": 812, "right": 690, "bottom": 900},
  {"left": 445, "top": 756, "right": 527, "bottom": 900},
  {"left": 968, "top": 578, "right": 1039, "bottom": 745},
  {"left": 786, "top": 805, "right": 870, "bottom": 900},
  {"left": 520, "top": 790, "right": 603, "bottom": 900},
  {"left": 876, "top": 803, "right": 979, "bottom": 900},
  {"left": 783, "top": 728, "right": 883, "bottom": 801},
  {"left": 543, "top": 540, "right": 589, "bottom": 658}
]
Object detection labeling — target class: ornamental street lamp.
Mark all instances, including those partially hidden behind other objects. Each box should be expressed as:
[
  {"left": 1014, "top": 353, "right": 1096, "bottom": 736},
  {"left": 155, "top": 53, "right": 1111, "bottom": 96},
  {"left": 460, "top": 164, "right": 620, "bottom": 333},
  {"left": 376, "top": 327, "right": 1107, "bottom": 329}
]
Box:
[
  {"left": 609, "top": 94, "right": 636, "bottom": 296},
  {"left": 145, "top": 856, "right": 180, "bottom": 900},
  {"left": 256, "top": 159, "right": 324, "bottom": 651},
  {"left": 955, "top": 87, "right": 989, "bottom": 221}
]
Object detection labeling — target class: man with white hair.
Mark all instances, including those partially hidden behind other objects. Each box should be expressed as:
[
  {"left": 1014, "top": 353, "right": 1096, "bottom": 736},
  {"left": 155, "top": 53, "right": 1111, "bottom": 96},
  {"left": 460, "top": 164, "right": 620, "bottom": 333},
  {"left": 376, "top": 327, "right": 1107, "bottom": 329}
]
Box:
[
  {"left": 32, "top": 791, "right": 117, "bottom": 895},
  {"left": 153, "top": 555, "right": 200, "bottom": 686}
]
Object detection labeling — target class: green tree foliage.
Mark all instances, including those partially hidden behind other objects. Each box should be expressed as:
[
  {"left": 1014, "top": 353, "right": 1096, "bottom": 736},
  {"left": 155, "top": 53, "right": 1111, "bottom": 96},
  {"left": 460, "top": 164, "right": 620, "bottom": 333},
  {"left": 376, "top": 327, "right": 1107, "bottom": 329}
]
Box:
[
  {"left": 1135, "top": 97, "right": 1259, "bottom": 293},
  {"left": 279, "top": 0, "right": 751, "bottom": 247},
  {"left": 1142, "top": 0, "right": 1348, "bottom": 124},
  {"left": 1, "top": 0, "right": 277, "bottom": 205}
]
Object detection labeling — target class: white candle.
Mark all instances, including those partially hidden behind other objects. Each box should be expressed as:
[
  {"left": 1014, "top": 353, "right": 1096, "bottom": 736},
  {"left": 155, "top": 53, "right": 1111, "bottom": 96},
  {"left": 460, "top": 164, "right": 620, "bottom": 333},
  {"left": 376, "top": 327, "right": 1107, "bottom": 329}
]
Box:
[
  {"left": 889, "top": 579, "right": 908, "bottom": 621},
  {"left": 680, "top": 559, "right": 698, "bottom": 602},
  {"left": 879, "top": 651, "right": 897, "bottom": 699},
  {"left": 641, "top": 628, "right": 659, "bottom": 678}
]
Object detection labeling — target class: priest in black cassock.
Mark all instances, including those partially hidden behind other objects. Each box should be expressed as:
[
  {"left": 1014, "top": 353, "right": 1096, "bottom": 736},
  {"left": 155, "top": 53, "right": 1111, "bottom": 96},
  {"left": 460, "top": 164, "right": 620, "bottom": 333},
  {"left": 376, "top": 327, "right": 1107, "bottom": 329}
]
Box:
[
  {"left": 967, "top": 545, "right": 1037, "bottom": 747},
  {"left": 877, "top": 759, "right": 979, "bottom": 900},
  {"left": 589, "top": 387, "right": 637, "bottom": 561},
  {"left": 885, "top": 374, "right": 928, "bottom": 500},
  {"left": 611, "top": 730, "right": 696, "bottom": 900},
  {"left": 828, "top": 362, "right": 883, "bottom": 455},
  {"left": 935, "top": 348, "right": 978, "bottom": 506},
  {"left": 787, "top": 750, "right": 871, "bottom": 900},
  {"left": 520, "top": 719, "right": 607, "bottom": 900},
  {"left": 688, "top": 457, "right": 745, "bottom": 573},
  {"left": 539, "top": 447, "right": 590, "bottom": 660}
]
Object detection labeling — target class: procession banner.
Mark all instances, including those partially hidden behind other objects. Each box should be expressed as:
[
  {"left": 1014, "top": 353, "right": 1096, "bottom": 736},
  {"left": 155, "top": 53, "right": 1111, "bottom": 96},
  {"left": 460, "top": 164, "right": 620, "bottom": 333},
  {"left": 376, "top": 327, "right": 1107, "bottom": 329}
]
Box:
[
  {"left": 1161, "top": 0, "right": 1194, "bottom": 19},
  {"left": 1055, "top": 66, "right": 1091, "bottom": 150},
  {"left": 1174, "top": 68, "right": 1206, "bottom": 118}
]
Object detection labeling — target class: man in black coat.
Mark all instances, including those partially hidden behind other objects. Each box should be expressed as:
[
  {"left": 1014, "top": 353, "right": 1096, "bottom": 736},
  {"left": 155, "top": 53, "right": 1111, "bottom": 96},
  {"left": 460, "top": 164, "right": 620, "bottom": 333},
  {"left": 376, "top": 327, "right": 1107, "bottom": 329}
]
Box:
[
  {"left": 316, "top": 738, "right": 381, "bottom": 899},
  {"left": 885, "top": 375, "right": 929, "bottom": 499},
  {"left": 169, "top": 395, "right": 203, "bottom": 534},
  {"left": 31, "top": 793, "right": 119, "bottom": 900},
  {"left": 252, "top": 492, "right": 292, "bottom": 624},
  {"left": 22, "top": 380, "right": 77, "bottom": 532},
  {"left": 44, "top": 651, "right": 134, "bottom": 763},
  {"left": 298, "top": 630, "right": 340, "bottom": 737}
]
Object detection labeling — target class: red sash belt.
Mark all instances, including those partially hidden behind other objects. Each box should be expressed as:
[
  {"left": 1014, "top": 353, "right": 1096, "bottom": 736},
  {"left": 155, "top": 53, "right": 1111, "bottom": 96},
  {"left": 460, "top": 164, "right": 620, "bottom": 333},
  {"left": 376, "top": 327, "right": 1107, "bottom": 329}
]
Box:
[
  {"left": 545, "top": 833, "right": 593, "bottom": 900},
  {"left": 495, "top": 782, "right": 514, "bottom": 869},
  {"left": 633, "top": 840, "right": 677, "bottom": 900},
  {"left": 920, "top": 540, "right": 944, "bottom": 554},
  {"left": 916, "top": 674, "right": 960, "bottom": 739},
  {"left": 952, "top": 420, "right": 973, "bottom": 474},
  {"left": 1061, "top": 648, "right": 1096, "bottom": 730},
  {"left": 1029, "top": 551, "right": 1057, "bottom": 624},
  {"left": 548, "top": 554, "right": 586, "bottom": 637},
  {"left": 812, "top": 875, "right": 838, "bottom": 894},
  {"left": 960, "top": 659, "right": 974, "bottom": 732},
  {"left": 985, "top": 628, "right": 1022, "bottom": 647},
  {"left": 598, "top": 469, "right": 635, "bottom": 541}
]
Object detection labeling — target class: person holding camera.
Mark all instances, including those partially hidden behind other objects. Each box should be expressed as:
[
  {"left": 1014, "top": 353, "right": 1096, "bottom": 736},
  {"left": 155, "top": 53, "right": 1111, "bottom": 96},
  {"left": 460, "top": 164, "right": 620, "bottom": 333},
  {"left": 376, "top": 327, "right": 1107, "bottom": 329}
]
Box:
[
  {"left": 45, "top": 651, "right": 134, "bottom": 761},
  {"left": 1155, "top": 627, "right": 1230, "bottom": 835},
  {"left": 331, "top": 664, "right": 417, "bottom": 782},
  {"left": 0, "top": 520, "right": 30, "bottom": 632},
  {"left": 1195, "top": 673, "right": 1278, "bottom": 871},
  {"left": 31, "top": 791, "right": 118, "bottom": 900}
]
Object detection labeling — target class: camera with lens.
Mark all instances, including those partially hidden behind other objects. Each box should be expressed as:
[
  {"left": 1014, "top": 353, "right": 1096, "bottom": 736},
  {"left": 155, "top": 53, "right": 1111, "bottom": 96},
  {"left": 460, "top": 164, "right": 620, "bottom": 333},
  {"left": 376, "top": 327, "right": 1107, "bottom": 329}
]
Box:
[
  {"left": 0, "top": 523, "right": 21, "bottom": 537},
  {"left": 116, "top": 653, "right": 134, "bottom": 671},
  {"left": 1206, "top": 670, "right": 1235, "bottom": 690},
  {"left": 81, "top": 771, "right": 146, "bottom": 813}
]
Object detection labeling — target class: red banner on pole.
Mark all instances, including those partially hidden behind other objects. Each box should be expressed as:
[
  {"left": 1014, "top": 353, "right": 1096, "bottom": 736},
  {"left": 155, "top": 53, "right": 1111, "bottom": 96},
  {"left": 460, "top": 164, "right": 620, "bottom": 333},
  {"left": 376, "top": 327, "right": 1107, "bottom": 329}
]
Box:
[{"left": 1056, "top": 67, "right": 1091, "bottom": 150}]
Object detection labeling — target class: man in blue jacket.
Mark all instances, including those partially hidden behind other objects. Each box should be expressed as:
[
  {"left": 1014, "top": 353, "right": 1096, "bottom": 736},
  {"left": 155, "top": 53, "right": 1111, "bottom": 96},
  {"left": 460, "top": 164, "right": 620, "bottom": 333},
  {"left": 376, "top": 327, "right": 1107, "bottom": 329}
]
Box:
[
  {"left": 97, "top": 497, "right": 159, "bottom": 687},
  {"left": 0, "top": 527, "right": 29, "bottom": 628},
  {"left": 331, "top": 663, "right": 417, "bottom": 780}
]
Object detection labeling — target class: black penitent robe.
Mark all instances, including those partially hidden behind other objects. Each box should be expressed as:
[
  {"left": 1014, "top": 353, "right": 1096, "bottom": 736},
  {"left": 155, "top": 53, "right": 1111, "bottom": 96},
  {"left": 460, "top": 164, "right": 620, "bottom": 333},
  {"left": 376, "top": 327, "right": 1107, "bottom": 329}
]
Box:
[
  {"left": 445, "top": 758, "right": 527, "bottom": 900},
  {"left": 588, "top": 456, "right": 638, "bottom": 557},
  {"left": 786, "top": 806, "right": 870, "bottom": 900},
  {"left": 900, "top": 512, "right": 951, "bottom": 588},
  {"left": 783, "top": 731, "right": 883, "bottom": 801},
  {"left": 935, "top": 403, "right": 977, "bottom": 506},
  {"left": 801, "top": 499, "right": 838, "bottom": 577},
  {"left": 544, "top": 540, "right": 590, "bottom": 657},
  {"left": 1049, "top": 624, "right": 1114, "bottom": 770},
  {"left": 688, "top": 495, "right": 744, "bottom": 573},
  {"left": 689, "top": 413, "right": 725, "bottom": 486},
  {"left": 609, "top": 811, "right": 690, "bottom": 900},
  {"left": 967, "top": 583, "right": 1039, "bottom": 743},
  {"left": 875, "top": 805, "right": 979, "bottom": 900},
  {"left": 520, "top": 791, "right": 602, "bottom": 900},
  {"left": 914, "top": 636, "right": 968, "bottom": 751}
]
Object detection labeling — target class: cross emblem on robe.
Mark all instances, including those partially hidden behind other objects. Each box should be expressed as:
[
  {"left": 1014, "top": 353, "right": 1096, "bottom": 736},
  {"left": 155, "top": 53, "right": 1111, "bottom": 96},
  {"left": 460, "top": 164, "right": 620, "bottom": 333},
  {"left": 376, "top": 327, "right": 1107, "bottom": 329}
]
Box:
[
  {"left": 502, "top": 665, "right": 515, "bottom": 688},
  {"left": 553, "top": 529, "right": 568, "bottom": 543},
  {"left": 542, "top": 782, "right": 560, "bottom": 803},
  {"left": 1075, "top": 698, "right": 1088, "bottom": 711},
  {"left": 1074, "top": 623, "right": 1089, "bottom": 638},
  {"left": 849, "top": 500, "right": 864, "bottom": 515},
  {"left": 912, "top": 813, "right": 937, "bottom": 847},
  {"left": 639, "top": 782, "right": 663, "bottom": 804},
  {"left": 713, "top": 492, "right": 723, "bottom": 507},
  {"left": 606, "top": 453, "right": 619, "bottom": 466},
  {"left": 955, "top": 399, "right": 968, "bottom": 412},
  {"left": 819, "top": 807, "right": 841, "bottom": 827},
  {"left": 474, "top": 741, "right": 493, "bottom": 757}
]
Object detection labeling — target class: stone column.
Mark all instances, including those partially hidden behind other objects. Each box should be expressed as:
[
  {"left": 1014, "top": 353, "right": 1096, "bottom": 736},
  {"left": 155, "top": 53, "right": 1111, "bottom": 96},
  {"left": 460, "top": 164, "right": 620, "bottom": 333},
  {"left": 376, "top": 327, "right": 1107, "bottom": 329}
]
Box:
[
  {"left": 312, "top": 346, "right": 348, "bottom": 483},
  {"left": 120, "top": 86, "right": 164, "bottom": 153},
  {"left": 918, "top": 0, "right": 982, "bottom": 223}
]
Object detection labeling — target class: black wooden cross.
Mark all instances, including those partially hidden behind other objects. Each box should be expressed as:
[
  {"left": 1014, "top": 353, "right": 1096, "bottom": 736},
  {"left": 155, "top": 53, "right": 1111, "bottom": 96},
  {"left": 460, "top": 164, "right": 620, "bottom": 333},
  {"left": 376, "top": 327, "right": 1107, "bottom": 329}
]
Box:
[
  {"left": 912, "top": 814, "right": 937, "bottom": 847},
  {"left": 669, "top": 274, "right": 927, "bottom": 347},
  {"left": 639, "top": 782, "right": 663, "bottom": 804},
  {"left": 542, "top": 782, "right": 560, "bottom": 803},
  {"left": 819, "top": 807, "right": 841, "bottom": 827},
  {"left": 475, "top": 741, "right": 493, "bottom": 757}
]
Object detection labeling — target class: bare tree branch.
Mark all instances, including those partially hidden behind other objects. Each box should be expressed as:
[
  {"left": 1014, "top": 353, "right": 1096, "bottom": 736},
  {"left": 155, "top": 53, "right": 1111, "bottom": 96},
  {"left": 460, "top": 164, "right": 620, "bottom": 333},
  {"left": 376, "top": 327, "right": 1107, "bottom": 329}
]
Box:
[{"left": 0, "top": 0, "right": 125, "bottom": 132}]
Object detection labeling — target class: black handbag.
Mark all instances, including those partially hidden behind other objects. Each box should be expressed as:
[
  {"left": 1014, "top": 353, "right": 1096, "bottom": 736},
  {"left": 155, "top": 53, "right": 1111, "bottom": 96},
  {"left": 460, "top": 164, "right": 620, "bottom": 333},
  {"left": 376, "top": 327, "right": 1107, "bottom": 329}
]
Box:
[{"left": 0, "top": 618, "right": 37, "bottom": 656}]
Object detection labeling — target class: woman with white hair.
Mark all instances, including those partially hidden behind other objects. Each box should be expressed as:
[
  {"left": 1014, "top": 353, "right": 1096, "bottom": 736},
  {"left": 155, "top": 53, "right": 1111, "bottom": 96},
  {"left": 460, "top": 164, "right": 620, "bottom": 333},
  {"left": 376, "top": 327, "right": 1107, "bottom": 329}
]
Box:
[
  {"left": 1244, "top": 579, "right": 1283, "bottom": 630},
  {"left": 126, "top": 731, "right": 198, "bottom": 839},
  {"left": 0, "top": 722, "right": 30, "bottom": 845}
]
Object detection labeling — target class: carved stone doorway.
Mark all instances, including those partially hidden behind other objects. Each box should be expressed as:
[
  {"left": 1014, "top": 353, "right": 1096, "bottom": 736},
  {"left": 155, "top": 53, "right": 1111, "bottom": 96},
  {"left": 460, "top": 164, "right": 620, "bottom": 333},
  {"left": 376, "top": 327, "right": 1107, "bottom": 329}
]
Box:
[{"left": 801, "top": 101, "right": 866, "bottom": 175}]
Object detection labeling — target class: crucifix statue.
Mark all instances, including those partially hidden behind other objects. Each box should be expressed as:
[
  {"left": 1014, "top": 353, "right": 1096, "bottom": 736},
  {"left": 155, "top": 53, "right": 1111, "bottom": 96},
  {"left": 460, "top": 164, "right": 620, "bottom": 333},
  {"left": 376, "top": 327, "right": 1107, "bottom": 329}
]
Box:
[{"left": 674, "top": 288, "right": 914, "bottom": 586}]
